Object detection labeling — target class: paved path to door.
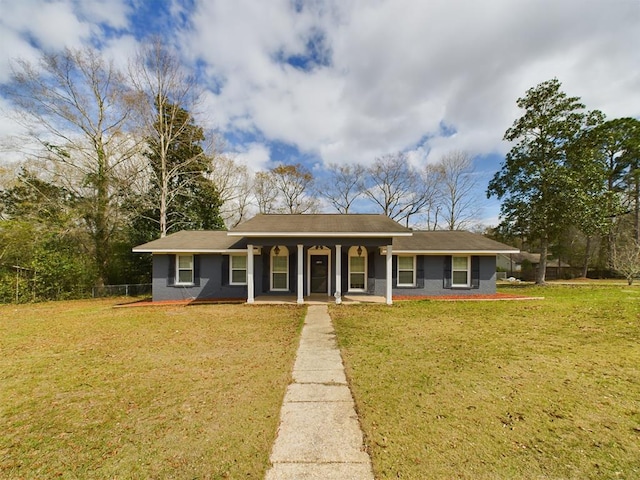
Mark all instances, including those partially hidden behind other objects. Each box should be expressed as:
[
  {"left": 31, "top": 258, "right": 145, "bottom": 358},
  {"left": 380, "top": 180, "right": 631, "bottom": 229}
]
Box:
[{"left": 265, "top": 304, "right": 375, "bottom": 480}]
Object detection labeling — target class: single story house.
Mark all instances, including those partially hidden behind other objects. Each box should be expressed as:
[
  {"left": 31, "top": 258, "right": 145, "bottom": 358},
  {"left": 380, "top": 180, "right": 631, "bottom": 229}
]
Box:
[
  {"left": 133, "top": 214, "right": 519, "bottom": 304},
  {"left": 497, "top": 252, "right": 573, "bottom": 281}
]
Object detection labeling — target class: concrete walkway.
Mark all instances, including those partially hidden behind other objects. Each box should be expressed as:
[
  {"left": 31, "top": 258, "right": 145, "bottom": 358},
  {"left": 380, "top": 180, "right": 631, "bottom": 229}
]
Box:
[{"left": 265, "top": 305, "right": 375, "bottom": 480}]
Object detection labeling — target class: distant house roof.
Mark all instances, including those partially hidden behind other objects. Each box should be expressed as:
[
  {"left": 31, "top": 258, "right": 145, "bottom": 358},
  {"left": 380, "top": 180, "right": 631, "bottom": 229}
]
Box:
[
  {"left": 228, "top": 213, "right": 412, "bottom": 237},
  {"left": 392, "top": 231, "right": 519, "bottom": 254},
  {"left": 498, "top": 252, "right": 541, "bottom": 264}
]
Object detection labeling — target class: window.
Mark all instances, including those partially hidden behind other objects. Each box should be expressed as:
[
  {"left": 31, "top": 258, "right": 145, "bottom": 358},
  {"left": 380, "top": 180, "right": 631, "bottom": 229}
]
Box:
[
  {"left": 397, "top": 255, "right": 416, "bottom": 287},
  {"left": 452, "top": 256, "right": 470, "bottom": 287},
  {"left": 230, "top": 255, "right": 247, "bottom": 285},
  {"left": 176, "top": 255, "right": 194, "bottom": 285},
  {"left": 271, "top": 246, "right": 289, "bottom": 291},
  {"left": 348, "top": 246, "right": 367, "bottom": 291}
]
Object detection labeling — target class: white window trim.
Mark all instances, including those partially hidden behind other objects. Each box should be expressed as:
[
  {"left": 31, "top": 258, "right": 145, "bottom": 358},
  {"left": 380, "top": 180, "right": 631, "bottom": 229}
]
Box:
[
  {"left": 270, "top": 246, "right": 289, "bottom": 291},
  {"left": 397, "top": 255, "right": 416, "bottom": 287},
  {"left": 452, "top": 255, "right": 471, "bottom": 288},
  {"left": 175, "top": 254, "right": 194, "bottom": 285},
  {"left": 229, "top": 254, "right": 247, "bottom": 285},
  {"left": 348, "top": 246, "right": 368, "bottom": 293}
]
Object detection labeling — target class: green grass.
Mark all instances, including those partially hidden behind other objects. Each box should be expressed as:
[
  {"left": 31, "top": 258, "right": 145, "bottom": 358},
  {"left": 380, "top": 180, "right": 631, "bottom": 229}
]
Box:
[
  {"left": 331, "top": 285, "right": 640, "bottom": 479},
  {"left": 0, "top": 299, "right": 304, "bottom": 479}
]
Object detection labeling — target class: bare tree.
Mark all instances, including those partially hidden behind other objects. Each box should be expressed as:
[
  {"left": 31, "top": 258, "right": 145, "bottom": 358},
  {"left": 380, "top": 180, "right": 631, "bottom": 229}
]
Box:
[
  {"left": 129, "top": 38, "right": 210, "bottom": 237},
  {"left": 251, "top": 164, "right": 319, "bottom": 214},
  {"left": 318, "top": 163, "right": 365, "bottom": 213},
  {"left": 431, "top": 151, "right": 480, "bottom": 230},
  {"left": 253, "top": 171, "right": 278, "bottom": 214},
  {"left": 209, "top": 154, "right": 253, "bottom": 227},
  {"left": 420, "top": 165, "right": 444, "bottom": 230},
  {"left": 612, "top": 238, "right": 640, "bottom": 285},
  {"left": 362, "top": 152, "right": 431, "bottom": 226},
  {"left": 2, "top": 47, "right": 141, "bottom": 285}
]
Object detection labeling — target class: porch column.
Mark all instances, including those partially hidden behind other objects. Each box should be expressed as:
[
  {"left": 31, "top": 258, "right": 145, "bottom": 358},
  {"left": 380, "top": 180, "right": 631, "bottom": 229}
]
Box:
[
  {"left": 247, "top": 244, "right": 254, "bottom": 304},
  {"left": 297, "top": 244, "right": 304, "bottom": 304},
  {"left": 335, "top": 244, "right": 342, "bottom": 298},
  {"left": 386, "top": 244, "right": 393, "bottom": 305}
]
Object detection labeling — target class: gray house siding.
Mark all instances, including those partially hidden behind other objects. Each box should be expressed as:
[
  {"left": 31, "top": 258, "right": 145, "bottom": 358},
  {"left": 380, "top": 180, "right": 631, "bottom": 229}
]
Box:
[
  {"left": 151, "top": 250, "right": 497, "bottom": 301},
  {"left": 373, "top": 254, "right": 497, "bottom": 297},
  {"left": 152, "top": 253, "right": 261, "bottom": 302}
]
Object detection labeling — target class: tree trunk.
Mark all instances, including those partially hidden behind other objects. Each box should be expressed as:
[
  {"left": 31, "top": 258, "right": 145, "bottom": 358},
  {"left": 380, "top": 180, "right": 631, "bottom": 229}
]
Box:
[
  {"left": 536, "top": 240, "right": 548, "bottom": 285},
  {"left": 581, "top": 236, "right": 591, "bottom": 278},
  {"left": 635, "top": 171, "right": 639, "bottom": 243}
]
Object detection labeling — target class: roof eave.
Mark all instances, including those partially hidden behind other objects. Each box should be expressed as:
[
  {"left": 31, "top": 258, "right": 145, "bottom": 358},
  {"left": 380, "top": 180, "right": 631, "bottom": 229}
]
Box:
[
  {"left": 227, "top": 232, "right": 413, "bottom": 237},
  {"left": 391, "top": 249, "right": 521, "bottom": 254},
  {"left": 132, "top": 248, "right": 249, "bottom": 254}
]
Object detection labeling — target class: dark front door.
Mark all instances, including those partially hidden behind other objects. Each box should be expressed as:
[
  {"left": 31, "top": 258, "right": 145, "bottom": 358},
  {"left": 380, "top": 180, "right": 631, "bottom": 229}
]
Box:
[{"left": 310, "top": 255, "right": 328, "bottom": 293}]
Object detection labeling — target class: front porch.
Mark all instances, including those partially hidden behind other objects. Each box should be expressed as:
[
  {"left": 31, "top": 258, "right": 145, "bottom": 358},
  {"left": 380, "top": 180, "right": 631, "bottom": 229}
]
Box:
[
  {"left": 244, "top": 242, "right": 395, "bottom": 305},
  {"left": 253, "top": 294, "right": 387, "bottom": 304}
]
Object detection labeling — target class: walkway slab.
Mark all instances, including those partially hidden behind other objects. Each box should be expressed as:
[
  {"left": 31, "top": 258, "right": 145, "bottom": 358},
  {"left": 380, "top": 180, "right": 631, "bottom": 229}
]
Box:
[
  {"left": 269, "top": 401, "right": 370, "bottom": 463},
  {"left": 265, "top": 304, "right": 374, "bottom": 480},
  {"left": 284, "top": 383, "right": 353, "bottom": 403}
]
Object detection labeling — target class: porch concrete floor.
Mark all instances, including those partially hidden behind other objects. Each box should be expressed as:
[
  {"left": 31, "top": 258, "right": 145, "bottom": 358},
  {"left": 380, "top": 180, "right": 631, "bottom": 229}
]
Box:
[{"left": 253, "top": 294, "right": 387, "bottom": 305}]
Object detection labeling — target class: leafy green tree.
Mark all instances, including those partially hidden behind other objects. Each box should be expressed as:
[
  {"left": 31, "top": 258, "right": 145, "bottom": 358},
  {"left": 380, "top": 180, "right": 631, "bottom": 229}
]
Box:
[
  {"left": 139, "top": 100, "right": 224, "bottom": 236},
  {"left": 129, "top": 39, "right": 224, "bottom": 237},
  {"left": 0, "top": 171, "right": 95, "bottom": 301},
  {"left": 580, "top": 117, "right": 640, "bottom": 269},
  {"left": 488, "top": 79, "right": 601, "bottom": 284}
]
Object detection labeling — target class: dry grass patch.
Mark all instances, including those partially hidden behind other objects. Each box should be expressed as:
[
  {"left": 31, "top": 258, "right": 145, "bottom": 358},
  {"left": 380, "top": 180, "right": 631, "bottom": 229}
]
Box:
[
  {"left": 0, "top": 299, "right": 304, "bottom": 479},
  {"left": 331, "top": 285, "right": 640, "bottom": 479}
]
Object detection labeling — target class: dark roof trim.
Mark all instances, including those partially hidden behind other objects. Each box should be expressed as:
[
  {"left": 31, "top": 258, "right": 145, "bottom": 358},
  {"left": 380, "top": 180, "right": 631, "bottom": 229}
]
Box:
[{"left": 227, "top": 231, "right": 412, "bottom": 238}]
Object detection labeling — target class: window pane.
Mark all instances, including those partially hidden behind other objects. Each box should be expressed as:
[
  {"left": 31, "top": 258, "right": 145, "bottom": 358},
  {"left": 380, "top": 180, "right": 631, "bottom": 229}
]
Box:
[
  {"left": 350, "top": 256, "right": 365, "bottom": 272},
  {"left": 178, "top": 270, "right": 193, "bottom": 283},
  {"left": 399, "top": 271, "right": 414, "bottom": 285},
  {"left": 452, "top": 271, "right": 468, "bottom": 285},
  {"left": 398, "top": 256, "right": 414, "bottom": 269},
  {"left": 232, "top": 269, "right": 246, "bottom": 284},
  {"left": 178, "top": 255, "right": 192, "bottom": 269},
  {"left": 273, "top": 272, "right": 287, "bottom": 289},
  {"left": 231, "top": 255, "right": 246, "bottom": 269},
  {"left": 350, "top": 273, "right": 365, "bottom": 289},
  {"left": 452, "top": 256, "right": 467, "bottom": 270},
  {"left": 273, "top": 256, "right": 287, "bottom": 272}
]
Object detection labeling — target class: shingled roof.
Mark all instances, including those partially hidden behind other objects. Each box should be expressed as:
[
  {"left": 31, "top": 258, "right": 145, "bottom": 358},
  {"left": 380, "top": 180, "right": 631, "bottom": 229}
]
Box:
[
  {"left": 132, "top": 231, "right": 240, "bottom": 253},
  {"left": 392, "top": 231, "right": 518, "bottom": 253},
  {"left": 229, "top": 214, "right": 412, "bottom": 236},
  {"left": 132, "top": 217, "right": 518, "bottom": 254}
]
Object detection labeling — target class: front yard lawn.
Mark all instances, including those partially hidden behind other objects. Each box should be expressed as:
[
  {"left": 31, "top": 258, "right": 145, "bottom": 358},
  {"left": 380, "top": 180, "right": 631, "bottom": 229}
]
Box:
[
  {"left": 0, "top": 299, "right": 304, "bottom": 479},
  {"left": 331, "top": 285, "right": 640, "bottom": 479}
]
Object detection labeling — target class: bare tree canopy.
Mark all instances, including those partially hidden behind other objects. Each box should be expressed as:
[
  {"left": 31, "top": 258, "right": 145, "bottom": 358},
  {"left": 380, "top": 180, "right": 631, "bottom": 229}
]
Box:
[
  {"left": 362, "top": 152, "right": 431, "bottom": 226},
  {"left": 612, "top": 238, "right": 640, "bottom": 285},
  {"left": 430, "top": 151, "right": 480, "bottom": 230},
  {"left": 2, "top": 47, "right": 141, "bottom": 285},
  {"left": 209, "top": 154, "right": 253, "bottom": 227},
  {"left": 318, "top": 162, "right": 365, "bottom": 213},
  {"left": 254, "top": 163, "right": 318, "bottom": 214}
]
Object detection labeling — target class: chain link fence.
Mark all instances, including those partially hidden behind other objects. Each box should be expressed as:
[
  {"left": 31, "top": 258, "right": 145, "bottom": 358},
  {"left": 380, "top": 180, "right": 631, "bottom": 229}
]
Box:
[{"left": 92, "top": 284, "right": 152, "bottom": 298}]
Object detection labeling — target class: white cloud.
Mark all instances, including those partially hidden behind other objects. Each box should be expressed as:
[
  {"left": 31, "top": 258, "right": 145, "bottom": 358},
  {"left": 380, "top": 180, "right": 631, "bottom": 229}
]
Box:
[
  {"left": 1, "top": 0, "right": 639, "bottom": 224},
  {"left": 0, "top": 0, "right": 133, "bottom": 82},
  {"left": 231, "top": 142, "right": 272, "bottom": 172},
  {"left": 181, "top": 0, "right": 640, "bottom": 171}
]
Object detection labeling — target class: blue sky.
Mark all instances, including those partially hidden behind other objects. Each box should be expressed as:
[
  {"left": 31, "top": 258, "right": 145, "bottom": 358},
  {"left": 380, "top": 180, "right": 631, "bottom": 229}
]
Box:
[{"left": 1, "top": 0, "right": 640, "bottom": 226}]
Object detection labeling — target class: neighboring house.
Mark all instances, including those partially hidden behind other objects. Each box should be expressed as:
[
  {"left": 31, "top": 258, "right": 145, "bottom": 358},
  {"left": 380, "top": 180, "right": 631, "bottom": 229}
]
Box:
[
  {"left": 497, "top": 252, "right": 541, "bottom": 275},
  {"left": 497, "top": 252, "right": 573, "bottom": 281},
  {"left": 133, "top": 214, "right": 519, "bottom": 304}
]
